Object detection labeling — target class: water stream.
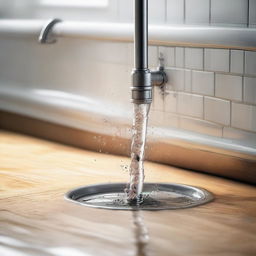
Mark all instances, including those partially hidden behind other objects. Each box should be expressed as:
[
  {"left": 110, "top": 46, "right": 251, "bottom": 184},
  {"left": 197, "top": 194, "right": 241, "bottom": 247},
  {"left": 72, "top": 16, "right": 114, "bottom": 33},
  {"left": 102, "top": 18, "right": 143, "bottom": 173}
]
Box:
[{"left": 126, "top": 103, "right": 150, "bottom": 203}]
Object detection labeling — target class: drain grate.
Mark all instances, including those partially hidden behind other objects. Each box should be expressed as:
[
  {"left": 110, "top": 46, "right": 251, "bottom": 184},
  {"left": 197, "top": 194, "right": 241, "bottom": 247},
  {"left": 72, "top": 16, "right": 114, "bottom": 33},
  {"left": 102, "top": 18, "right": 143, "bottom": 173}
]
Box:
[{"left": 65, "top": 183, "right": 213, "bottom": 210}]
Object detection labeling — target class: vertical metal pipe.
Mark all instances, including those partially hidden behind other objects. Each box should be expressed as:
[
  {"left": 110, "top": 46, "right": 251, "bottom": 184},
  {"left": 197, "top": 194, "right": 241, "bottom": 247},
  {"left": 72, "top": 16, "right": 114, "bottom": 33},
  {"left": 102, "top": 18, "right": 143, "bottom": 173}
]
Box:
[
  {"left": 134, "top": 0, "right": 148, "bottom": 70},
  {"left": 131, "top": 0, "right": 151, "bottom": 104}
]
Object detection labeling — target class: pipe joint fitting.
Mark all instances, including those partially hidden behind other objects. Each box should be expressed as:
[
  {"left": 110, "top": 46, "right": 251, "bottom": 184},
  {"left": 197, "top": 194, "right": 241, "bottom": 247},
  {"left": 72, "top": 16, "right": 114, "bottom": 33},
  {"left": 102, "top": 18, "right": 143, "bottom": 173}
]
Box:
[
  {"left": 151, "top": 67, "right": 168, "bottom": 87},
  {"left": 131, "top": 69, "right": 152, "bottom": 104}
]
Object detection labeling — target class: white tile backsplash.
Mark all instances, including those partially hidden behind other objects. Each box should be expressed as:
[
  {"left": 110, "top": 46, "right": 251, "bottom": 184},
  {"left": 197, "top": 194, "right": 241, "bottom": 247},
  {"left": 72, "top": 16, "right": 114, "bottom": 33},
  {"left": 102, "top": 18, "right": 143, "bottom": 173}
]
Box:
[
  {"left": 184, "top": 69, "right": 192, "bottom": 92},
  {"left": 204, "top": 97, "right": 230, "bottom": 125},
  {"left": 185, "top": 48, "right": 204, "bottom": 70},
  {"left": 166, "top": 0, "right": 184, "bottom": 24},
  {"left": 244, "top": 77, "right": 256, "bottom": 104},
  {"left": 175, "top": 47, "right": 185, "bottom": 68},
  {"left": 148, "top": 46, "right": 158, "bottom": 68},
  {"left": 204, "top": 49, "right": 230, "bottom": 72},
  {"left": 119, "top": 0, "right": 133, "bottom": 23},
  {"left": 164, "top": 90, "right": 178, "bottom": 113},
  {"left": 245, "top": 51, "right": 256, "bottom": 76},
  {"left": 177, "top": 92, "right": 204, "bottom": 118},
  {"left": 211, "top": 0, "right": 248, "bottom": 25},
  {"left": 153, "top": 86, "right": 164, "bottom": 111},
  {"left": 249, "top": 0, "right": 256, "bottom": 25},
  {"left": 215, "top": 74, "right": 243, "bottom": 101},
  {"left": 192, "top": 70, "right": 214, "bottom": 96},
  {"left": 149, "top": 110, "right": 165, "bottom": 127},
  {"left": 185, "top": 0, "right": 210, "bottom": 24},
  {"left": 232, "top": 103, "right": 256, "bottom": 132},
  {"left": 230, "top": 50, "right": 244, "bottom": 74},
  {"left": 159, "top": 46, "right": 175, "bottom": 67},
  {"left": 148, "top": 0, "right": 166, "bottom": 24},
  {"left": 166, "top": 68, "right": 185, "bottom": 91}
]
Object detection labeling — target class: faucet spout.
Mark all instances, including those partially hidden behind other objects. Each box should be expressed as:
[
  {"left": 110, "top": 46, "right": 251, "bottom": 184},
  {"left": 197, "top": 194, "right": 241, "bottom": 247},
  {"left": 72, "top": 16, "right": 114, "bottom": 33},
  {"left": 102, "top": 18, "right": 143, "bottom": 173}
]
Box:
[
  {"left": 131, "top": 0, "right": 151, "bottom": 104},
  {"left": 131, "top": 0, "right": 167, "bottom": 104}
]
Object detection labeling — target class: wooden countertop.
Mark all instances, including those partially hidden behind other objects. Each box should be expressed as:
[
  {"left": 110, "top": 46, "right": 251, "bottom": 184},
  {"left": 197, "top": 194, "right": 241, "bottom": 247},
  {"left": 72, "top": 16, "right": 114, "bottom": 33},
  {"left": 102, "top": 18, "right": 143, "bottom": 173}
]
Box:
[{"left": 0, "top": 130, "right": 256, "bottom": 256}]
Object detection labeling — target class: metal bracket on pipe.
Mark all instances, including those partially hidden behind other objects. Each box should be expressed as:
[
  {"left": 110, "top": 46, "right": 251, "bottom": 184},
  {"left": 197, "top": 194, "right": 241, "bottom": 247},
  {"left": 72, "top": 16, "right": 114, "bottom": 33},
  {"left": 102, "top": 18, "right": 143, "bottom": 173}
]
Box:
[
  {"left": 151, "top": 67, "right": 168, "bottom": 87},
  {"left": 151, "top": 54, "right": 168, "bottom": 87},
  {"left": 38, "top": 18, "right": 62, "bottom": 44}
]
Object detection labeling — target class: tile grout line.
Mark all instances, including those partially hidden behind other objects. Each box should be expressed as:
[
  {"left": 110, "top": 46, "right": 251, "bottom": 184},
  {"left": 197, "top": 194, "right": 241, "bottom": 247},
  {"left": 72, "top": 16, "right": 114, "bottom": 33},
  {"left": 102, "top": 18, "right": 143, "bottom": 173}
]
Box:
[
  {"left": 209, "top": 0, "right": 212, "bottom": 25},
  {"left": 183, "top": 47, "right": 185, "bottom": 69},
  {"left": 242, "top": 75, "right": 244, "bottom": 103},
  {"left": 243, "top": 50, "right": 246, "bottom": 75},
  {"left": 247, "top": 0, "right": 250, "bottom": 27},
  {"left": 165, "top": 0, "right": 167, "bottom": 23},
  {"left": 203, "top": 48, "right": 205, "bottom": 71},
  {"left": 229, "top": 49, "right": 231, "bottom": 73},
  {"left": 183, "top": 0, "right": 186, "bottom": 24},
  {"left": 213, "top": 72, "right": 216, "bottom": 97},
  {"left": 230, "top": 99, "right": 232, "bottom": 127}
]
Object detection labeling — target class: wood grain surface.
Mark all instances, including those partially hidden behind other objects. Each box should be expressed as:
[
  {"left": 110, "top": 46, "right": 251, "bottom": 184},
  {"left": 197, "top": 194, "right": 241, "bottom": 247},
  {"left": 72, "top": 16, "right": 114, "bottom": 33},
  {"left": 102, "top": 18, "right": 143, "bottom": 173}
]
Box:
[
  {"left": 1, "top": 110, "right": 256, "bottom": 185},
  {"left": 0, "top": 130, "right": 256, "bottom": 256}
]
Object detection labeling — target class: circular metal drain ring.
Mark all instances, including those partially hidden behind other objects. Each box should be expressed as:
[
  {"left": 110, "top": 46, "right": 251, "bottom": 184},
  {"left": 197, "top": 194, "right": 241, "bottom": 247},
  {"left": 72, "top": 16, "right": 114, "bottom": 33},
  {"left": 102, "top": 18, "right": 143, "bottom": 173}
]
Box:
[{"left": 65, "top": 183, "right": 213, "bottom": 211}]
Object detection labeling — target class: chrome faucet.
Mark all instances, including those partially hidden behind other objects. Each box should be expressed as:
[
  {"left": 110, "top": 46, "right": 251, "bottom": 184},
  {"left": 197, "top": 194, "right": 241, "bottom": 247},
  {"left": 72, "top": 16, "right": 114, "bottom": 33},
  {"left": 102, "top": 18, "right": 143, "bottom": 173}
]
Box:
[{"left": 131, "top": 0, "right": 167, "bottom": 104}]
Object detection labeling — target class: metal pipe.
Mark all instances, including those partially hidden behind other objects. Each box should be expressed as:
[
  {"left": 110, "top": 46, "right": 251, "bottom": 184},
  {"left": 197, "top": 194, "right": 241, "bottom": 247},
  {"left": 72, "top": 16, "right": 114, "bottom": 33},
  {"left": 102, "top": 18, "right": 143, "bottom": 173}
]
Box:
[
  {"left": 131, "top": 0, "right": 152, "bottom": 104},
  {"left": 134, "top": 0, "right": 148, "bottom": 70}
]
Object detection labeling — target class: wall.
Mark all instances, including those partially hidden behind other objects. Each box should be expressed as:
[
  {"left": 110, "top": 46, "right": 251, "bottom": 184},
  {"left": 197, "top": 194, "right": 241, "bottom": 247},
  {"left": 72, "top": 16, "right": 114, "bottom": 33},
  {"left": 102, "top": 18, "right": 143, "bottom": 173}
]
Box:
[
  {"left": 0, "top": 0, "right": 255, "bottom": 155},
  {"left": 1, "top": 0, "right": 255, "bottom": 27},
  {"left": 151, "top": 46, "right": 256, "bottom": 147}
]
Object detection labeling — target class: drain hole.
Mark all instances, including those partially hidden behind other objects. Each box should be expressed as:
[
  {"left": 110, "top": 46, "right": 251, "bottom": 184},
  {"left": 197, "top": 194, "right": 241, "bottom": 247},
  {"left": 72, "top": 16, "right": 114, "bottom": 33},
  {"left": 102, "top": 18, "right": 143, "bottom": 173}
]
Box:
[{"left": 65, "top": 183, "right": 213, "bottom": 210}]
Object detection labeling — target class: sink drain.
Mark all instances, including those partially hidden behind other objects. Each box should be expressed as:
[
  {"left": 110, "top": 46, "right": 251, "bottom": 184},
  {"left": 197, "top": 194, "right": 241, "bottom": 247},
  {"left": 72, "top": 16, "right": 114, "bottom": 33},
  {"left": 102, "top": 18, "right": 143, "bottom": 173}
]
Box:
[{"left": 65, "top": 183, "right": 213, "bottom": 210}]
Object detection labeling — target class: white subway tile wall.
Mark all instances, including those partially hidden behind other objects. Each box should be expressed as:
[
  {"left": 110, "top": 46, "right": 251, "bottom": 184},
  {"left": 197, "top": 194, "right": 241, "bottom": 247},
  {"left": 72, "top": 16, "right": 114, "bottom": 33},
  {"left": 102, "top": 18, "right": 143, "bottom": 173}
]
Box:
[
  {"left": 244, "top": 77, "right": 256, "bottom": 104},
  {"left": 230, "top": 50, "right": 244, "bottom": 74},
  {"left": 148, "top": 46, "right": 158, "bottom": 67},
  {"left": 150, "top": 44, "right": 256, "bottom": 143},
  {"left": 34, "top": 0, "right": 255, "bottom": 27},
  {"left": 148, "top": 0, "right": 166, "bottom": 24},
  {"left": 159, "top": 46, "right": 175, "bottom": 67},
  {"left": 153, "top": 86, "right": 164, "bottom": 111},
  {"left": 164, "top": 91, "right": 178, "bottom": 113},
  {"left": 232, "top": 103, "right": 256, "bottom": 132},
  {"left": 185, "top": 48, "right": 204, "bottom": 70},
  {"left": 177, "top": 92, "right": 204, "bottom": 118},
  {"left": 175, "top": 47, "right": 185, "bottom": 68},
  {"left": 1, "top": 1, "right": 256, "bottom": 150},
  {"left": 204, "top": 49, "right": 230, "bottom": 72},
  {"left": 204, "top": 97, "right": 230, "bottom": 125},
  {"left": 119, "top": 0, "right": 132, "bottom": 23},
  {"left": 184, "top": 69, "right": 192, "bottom": 92},
  {"left": 166, "top": 68, "right": 185, "bottom": 91},
  {"left": 185, "top": 0, "right": 210, "bottom": 24},
  {"left": 245, "top": 51, "right": 256, "bottom": 76},
  {"left": 211, "top": 0, "right": 248, "bottom": 26},
  {"left": 192, "top": 71, "right": 214, "bottom": 96},
  {"left": 166, "top": 0, "right": 185, "bottom": 24},
  {"left": 215, "top": 74, "right": 243, "bottom": 101},
  {"left": 249, "top": 0, "right": 256, "bottom": 26}
]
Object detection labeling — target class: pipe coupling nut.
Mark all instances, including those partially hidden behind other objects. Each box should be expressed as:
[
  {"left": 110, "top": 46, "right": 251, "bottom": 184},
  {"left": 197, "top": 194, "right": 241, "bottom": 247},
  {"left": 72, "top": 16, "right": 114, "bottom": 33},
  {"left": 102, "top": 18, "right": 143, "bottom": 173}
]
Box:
[{"left": 131, "top": 69, "right": 152, "bottom": 104}]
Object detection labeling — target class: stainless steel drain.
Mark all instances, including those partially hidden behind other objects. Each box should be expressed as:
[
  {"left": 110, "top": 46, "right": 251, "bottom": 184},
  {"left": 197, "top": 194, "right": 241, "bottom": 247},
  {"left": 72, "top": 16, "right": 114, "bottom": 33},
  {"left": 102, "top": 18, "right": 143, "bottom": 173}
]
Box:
[{"left": 65, "top": 183, "right": 213, "bottom": 210}]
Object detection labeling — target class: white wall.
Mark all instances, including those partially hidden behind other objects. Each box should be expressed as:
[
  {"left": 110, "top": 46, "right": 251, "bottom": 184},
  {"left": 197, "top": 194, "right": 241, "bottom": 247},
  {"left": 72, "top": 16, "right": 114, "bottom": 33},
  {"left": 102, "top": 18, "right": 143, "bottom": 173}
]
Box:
[
  {"left": 1, "top": 0, "right": 255, "bottom": 27},
  {"left": 0, "top": 0, "right": 255, "bottom": 153}
]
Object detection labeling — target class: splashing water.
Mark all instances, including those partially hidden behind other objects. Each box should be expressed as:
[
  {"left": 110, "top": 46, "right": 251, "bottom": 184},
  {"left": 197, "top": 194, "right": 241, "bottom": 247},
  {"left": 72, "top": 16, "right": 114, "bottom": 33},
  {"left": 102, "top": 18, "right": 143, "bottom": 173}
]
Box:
[{"left": 126, "top": 103, "right": 150, "bottom": 203}]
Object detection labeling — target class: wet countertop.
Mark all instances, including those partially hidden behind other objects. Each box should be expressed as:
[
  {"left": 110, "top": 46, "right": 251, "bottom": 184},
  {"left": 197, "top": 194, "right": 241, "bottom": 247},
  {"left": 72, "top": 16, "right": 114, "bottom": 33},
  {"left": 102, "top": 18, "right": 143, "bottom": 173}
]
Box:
[{"left": 0, "top": 130, "right": 256, "bottom": 256}]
